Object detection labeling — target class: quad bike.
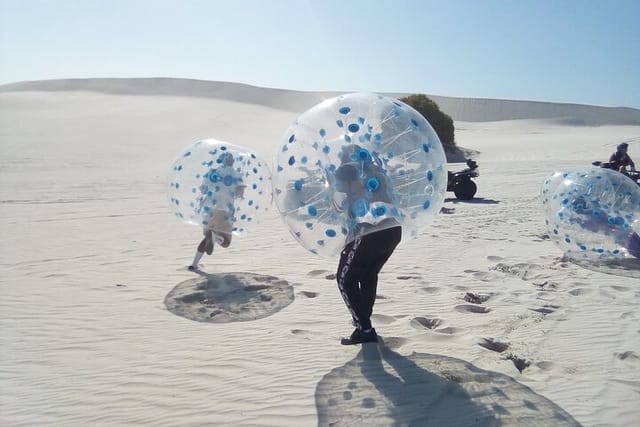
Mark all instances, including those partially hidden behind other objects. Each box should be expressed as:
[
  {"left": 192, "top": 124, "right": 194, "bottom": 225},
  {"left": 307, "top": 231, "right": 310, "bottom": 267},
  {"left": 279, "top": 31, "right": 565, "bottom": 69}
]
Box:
[
  {"left": 447, "top": 159, "right": 479, "bottom": 200},
  {"left": 592, "top": 161, "right": 640, "bottom": 185}
]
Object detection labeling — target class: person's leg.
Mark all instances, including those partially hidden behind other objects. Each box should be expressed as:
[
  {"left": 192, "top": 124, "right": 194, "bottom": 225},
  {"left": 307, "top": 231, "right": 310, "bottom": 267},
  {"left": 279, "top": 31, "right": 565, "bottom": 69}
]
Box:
[
  {"left": 190, "top": 230, "right": 213, "bottom": 270},
  {"left": 628, "top": 232, "right": 640, "bottom": 259},
  {"left": 202, "top": 230, "right": 214, "bottom": 255},
  {"left": 211, "top": 210, "right": 233, "bottom": 248},
  {"left": 336, "top": 239, "right": 363, "bottom": 329},
  {"left": 359, "top": 227, "right": 402, "bottom": 321},
  {"left": 356, "top": 227, "right": 402, "bottom": 324}
]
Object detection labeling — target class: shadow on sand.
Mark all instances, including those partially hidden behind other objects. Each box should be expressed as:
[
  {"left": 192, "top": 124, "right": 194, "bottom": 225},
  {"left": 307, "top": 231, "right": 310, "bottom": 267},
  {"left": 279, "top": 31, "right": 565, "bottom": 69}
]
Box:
[
  {"left": 445, "top": 197, "right": 501, "bottom": 205},
  {"left": 315, "top": 338, "right": 580, "bottom": 426},
  {"left": 567, "top": 256, "right": 640, "bottom": 279},
  {"left": 164, "top": 272, "right": 294, "bottom": 323}
]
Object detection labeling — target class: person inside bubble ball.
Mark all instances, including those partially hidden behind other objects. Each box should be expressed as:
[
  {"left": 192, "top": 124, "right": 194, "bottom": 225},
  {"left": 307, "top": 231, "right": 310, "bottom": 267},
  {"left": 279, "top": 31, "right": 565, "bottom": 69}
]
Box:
[
  {"left": 569, "top": 197, "right": 640, "bottom": 259},
  {"left": 608, "top": 143, "right": 635, "bottom": 173},
  {"left": 332, "top": 144, "right": 402, "bottom": 345},
  {"left": 188, "top": 152, "right": 245, "bottom": 271}
]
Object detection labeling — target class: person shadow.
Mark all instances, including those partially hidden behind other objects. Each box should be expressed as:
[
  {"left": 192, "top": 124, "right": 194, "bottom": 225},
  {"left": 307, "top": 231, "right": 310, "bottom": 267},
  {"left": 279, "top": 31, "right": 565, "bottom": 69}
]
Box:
[
  {"left": 164, "top": 271, "right": 294, "bottom": 323},
  {"left": 315, "top": 338, "right": 580, "bottom": 426}
]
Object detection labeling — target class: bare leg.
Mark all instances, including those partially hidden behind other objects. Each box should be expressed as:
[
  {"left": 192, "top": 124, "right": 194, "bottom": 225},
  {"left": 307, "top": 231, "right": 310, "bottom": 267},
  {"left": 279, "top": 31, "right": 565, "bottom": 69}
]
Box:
[{"left": 198, "top": 230, "right": 214, "bottom": 255}]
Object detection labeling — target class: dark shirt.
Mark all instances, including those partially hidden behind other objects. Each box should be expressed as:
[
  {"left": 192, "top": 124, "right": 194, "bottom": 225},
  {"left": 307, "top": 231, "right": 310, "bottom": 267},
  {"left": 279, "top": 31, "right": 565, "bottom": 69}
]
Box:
[
  {"left": 334, "top": 161, "right": 399, "bottom": 239},
  {"left": 609, "top": 151, "right": 635, "bottom": 170}
]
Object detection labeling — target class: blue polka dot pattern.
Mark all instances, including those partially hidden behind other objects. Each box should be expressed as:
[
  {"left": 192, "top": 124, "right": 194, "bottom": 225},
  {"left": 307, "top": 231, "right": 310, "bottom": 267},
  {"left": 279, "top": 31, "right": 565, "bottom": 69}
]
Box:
[
  {"left": 167, "top": 139, "right": 272, "bottom": 239},
  {"left": 542, "top": 167, "right": 640, "bottom": 261},
  {"left": 273, "top": 93, "right": 447, "bottom": 258}
]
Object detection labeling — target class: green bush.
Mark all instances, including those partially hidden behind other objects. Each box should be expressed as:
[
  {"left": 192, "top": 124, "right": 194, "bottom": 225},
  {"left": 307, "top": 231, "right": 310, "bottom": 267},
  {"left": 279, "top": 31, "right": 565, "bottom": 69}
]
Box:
[{"left": 400, "top": 94, "right": 456, "bottom": 152}]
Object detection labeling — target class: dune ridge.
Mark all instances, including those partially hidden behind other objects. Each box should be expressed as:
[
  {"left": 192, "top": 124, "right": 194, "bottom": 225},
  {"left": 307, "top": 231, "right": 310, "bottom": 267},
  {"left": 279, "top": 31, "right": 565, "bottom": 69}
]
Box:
[{"left": 2, "top": 77, "right": 639, "bottom": 125}]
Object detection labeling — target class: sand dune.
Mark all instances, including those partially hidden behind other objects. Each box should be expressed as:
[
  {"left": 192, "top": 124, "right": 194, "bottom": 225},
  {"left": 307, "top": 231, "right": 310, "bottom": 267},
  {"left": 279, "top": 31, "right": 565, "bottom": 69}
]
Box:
[
  {"left": 0, "top": 79, "right": 639, "bottom": 426},
  {"left": 2, "top": 77, "right": 639, "bottom": 125}
]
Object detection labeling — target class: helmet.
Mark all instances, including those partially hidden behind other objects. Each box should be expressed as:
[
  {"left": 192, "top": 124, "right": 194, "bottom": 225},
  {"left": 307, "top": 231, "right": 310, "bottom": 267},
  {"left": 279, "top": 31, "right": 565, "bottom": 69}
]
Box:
[{"left": 617, "top": 143, "right": 629, "bottom": 151}]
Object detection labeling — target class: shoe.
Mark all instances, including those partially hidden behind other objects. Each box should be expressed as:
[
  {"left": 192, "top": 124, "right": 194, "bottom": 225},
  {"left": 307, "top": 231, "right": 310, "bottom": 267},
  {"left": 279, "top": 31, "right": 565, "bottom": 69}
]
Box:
[
  {"left": 188, "top": 265, "right": 197, "bottom": 271},
  {"left": 340, "top": 328, "right": 378, "bottom": 345}
]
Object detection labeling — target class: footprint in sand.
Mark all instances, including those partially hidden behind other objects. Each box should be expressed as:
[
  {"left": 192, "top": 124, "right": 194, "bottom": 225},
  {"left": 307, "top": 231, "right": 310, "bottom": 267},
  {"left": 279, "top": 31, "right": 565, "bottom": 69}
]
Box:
[
  {"left": 298, "top": 291, "right": 319, "bottom": 298},
  {"left": 528, "top": 304, "right": 559, "bottom": 315},
  {"left": 397, "top": 275, "right": 422, "bottom": 280},
  {"left": 466, "top": 270, "right": 501, "bottom": 282},
  {"left": 371, "top": 313, "right": 398, "bottom": 325},
  {"left": 410, "top": 317, "right": 442, "bottom": 330},
  {"left": 535, "top": 361, "right": 554, "bottom": 371},
  {"left": 610, "top": 285, "right": 630, "bottom": 292},
  {"left": 464, "top": 292, "right": 490, "bottom": 304},
  {"left": 308, "top": 269, "right": 330, "bottom": 277},
  {"left": 417, "top": 286, "right": 443, "bottom": 295},
  {"left": 532, "top": 280, "right": 558, "bottom": 291},
  {"left": 291, "top": 329, "right": 315, "bottom": 339},
  {"left": 615, "top": 351, "right": 639, "bottom": 361},
  {"left": 568, "top": 287, "right": 593, "bottom": 296},
  {"left": 487, "top": 256, "right": 504, "bottom": 262},
  {"left": 434, "top": 326, "right": 467, "bottom": 335},
  {"left": 455, "top": 304, "right": 491, "bottom": 314},
  {"left": 505, "top": 354, "right": 531, "bottom": 373},
  {"left": 478, "top": 338, "right": 510, "bottom": 353}
]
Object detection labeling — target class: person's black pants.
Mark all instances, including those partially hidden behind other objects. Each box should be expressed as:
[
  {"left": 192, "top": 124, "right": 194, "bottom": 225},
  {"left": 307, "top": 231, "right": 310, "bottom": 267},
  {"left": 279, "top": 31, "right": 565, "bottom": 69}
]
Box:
[{"left": 336, "top": 226, "right": 402, "bottom": 331}]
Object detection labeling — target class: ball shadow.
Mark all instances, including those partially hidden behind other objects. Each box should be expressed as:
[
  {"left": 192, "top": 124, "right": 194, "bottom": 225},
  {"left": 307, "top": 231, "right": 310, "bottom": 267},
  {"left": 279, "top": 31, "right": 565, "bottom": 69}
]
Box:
[
  {"left": 164, "top": 272, "right": 294, "bottom": 322},
  {"left": 567, "top": 256, "right": 640, "bottom": 279},
  {"left": 315, "top": 338, "right": 579, "bottom": 426}
]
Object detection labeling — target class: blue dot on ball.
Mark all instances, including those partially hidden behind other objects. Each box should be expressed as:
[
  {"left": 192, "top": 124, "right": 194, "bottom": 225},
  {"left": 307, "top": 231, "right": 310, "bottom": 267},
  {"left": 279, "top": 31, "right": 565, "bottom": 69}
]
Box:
[
  {"left": 308, "top": 205, "right": 318, "bottom": 216},
  {"left": 223, "top": 175, "right": 233, "bottom": 186},
  {"left": 294, "top": 180, "right": 303, "bottom": 191},
  {"left": 366, "top": 177, "right": 380, "bottom": 192},
  {"left": 423, "top": 143, "right": 430, "bottom": 153},
  {"left": 319, "top": 128, "right": 326, "bottom": 137},
  {"left": 427, "top": 170, "right": 434, "bottom": 181},
  {"left": 288, "top": 134, "right": 295, "bottom": 143},
  {"left": 357, "top": 148, "right": 371, "bottom": 162},
  {"left": 288, "top": 156, "right": 295, "bottom": 166},
  {"left": 348, "top": 123, "right": 360, "bottom": 133},
  {"left": 339, "top": 106, "right": 351, "bottom": 115},
  {"left": 373, "top": 206, "right": 387, "bottom": 217},
  {"left": 326, "top": 229, "right": 337, "bottom": 237},
  {"left": 423, "top": 200, "right": 430, "bottom": 210}
]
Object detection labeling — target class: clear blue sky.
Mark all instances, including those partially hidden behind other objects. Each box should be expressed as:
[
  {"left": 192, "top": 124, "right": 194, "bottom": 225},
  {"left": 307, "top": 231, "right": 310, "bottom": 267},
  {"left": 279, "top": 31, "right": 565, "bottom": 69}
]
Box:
[{"left": 1, "top": 0, "right": 639, "bottom": 108}]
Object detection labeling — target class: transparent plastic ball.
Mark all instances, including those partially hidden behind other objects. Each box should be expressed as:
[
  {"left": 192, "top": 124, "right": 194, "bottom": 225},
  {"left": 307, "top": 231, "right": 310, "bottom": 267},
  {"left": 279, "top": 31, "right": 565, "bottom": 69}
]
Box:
[
  {"left": 167, "top": 139, "right": 272, "bottom": 236},
  {"left": 273, "top": 93, "right": 447, "bottom": 257},
  {"left": 543, "top": 167, "right": 640, "bottom": 260}
]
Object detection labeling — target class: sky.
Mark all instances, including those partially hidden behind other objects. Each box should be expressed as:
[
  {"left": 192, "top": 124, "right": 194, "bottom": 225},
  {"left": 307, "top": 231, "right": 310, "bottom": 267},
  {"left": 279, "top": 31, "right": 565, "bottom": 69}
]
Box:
[{"left": 1, "top": 0, "right": 639, "bottom": 108}]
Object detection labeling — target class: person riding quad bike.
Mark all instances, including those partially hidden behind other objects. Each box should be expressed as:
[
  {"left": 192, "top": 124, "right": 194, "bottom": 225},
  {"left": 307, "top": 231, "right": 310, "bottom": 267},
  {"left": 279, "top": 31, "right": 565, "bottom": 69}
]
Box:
[{"left": 609, "top": 143, "right": 635, "bottom": 173}]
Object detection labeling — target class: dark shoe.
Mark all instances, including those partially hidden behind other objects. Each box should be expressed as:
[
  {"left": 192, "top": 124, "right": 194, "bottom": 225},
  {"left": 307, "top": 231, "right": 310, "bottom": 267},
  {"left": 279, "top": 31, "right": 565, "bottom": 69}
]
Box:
[
  {"left": 341, "top": 328, "right": 378, "bottom": 345},
  {"left": 188, "top": 265, "right": 197, "bottom": 271}
]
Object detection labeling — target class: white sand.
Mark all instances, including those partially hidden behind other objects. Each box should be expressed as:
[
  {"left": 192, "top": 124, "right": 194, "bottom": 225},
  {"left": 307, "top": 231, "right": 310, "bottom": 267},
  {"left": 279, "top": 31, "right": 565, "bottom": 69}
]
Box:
[{"left": 1, "top": 79, "right": 639, "bottom": 426}]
